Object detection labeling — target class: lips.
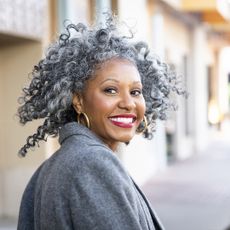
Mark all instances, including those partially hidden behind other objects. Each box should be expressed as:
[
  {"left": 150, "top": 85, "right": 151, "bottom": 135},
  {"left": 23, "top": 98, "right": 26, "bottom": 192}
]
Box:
[{"left": 108, "top": 114, "right": 137, "bottom": 128}]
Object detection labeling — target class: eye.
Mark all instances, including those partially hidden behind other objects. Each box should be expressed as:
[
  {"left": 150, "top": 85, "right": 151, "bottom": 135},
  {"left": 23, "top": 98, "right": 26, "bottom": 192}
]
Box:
[
  {"left": 130, "top": 89, "right": 142, "bottom": 96},
  {"left": 103, "top": 87, "right": 117, "bottom": 95}
]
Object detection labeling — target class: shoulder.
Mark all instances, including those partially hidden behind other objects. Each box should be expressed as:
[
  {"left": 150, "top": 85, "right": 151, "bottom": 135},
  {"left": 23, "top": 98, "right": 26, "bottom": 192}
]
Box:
[
  {"left": 56, "top": 122, "right": 124, "bottom": 174},
  {"left": 78, "top": 145, "right": 127, "bottom": 176},
  {"left": 66, "top": 142, "right": 128, "bottom": 182},
  {"left": 36, "top": 129, "right": 133, "bottom": 197},
  {"left": 57, "top": 132, "right": 123, "bottom": 171},
  {"left": 42, "top": 137, "right": 128, "bottom": 183},
  {"left": 57, "top": 141, "right": 132, "bottom": 192}
]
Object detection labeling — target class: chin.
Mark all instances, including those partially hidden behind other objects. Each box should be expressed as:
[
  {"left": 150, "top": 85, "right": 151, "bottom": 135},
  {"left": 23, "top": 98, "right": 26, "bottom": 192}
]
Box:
[{"left": 116, "top": 133, "right": 135, "bottom": 143}]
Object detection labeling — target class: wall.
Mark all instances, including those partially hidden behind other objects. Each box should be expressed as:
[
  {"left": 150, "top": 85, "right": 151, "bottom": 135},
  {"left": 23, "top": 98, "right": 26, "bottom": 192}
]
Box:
[
  {"left": 218, "top": 47, "right": 230, "bottom": 115},
  {"left": 163, "top": 11, "right": 194, "bottom": 159},
  {"left": 57, "top": 0, "right": 90, "bottom": 32},
  {"left": 161, "top": 6, "right": 213, "bottom": 156},
  {"left": 118, "top": 0, "right": 151, "bottom": 44},
  {"left": 121, "top": 122, "right": 167, "bottom": 185},
  {"left": 0, "top": 41, "right": 46, "bottom": 218},
  {"left": 191, "top": 26, "right": 209, "bottom": 152},
  {"left": 161, "top": 0, "right": 182, "bottom": 9},
  {"left": 0, "top": 50, "right": 3, "bottom": 217}
]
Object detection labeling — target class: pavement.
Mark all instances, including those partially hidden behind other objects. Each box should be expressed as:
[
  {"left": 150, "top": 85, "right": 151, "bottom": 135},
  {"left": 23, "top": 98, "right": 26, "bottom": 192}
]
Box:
[
  {"left": 0, "top": 218, "right": 16, "bottom": 230},
  {"left": 142, "top": 127, "right": 230, "bottom": 230}
]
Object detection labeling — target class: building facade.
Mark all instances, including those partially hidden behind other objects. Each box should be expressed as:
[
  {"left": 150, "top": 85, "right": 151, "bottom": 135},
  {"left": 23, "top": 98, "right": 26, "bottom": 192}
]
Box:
[{"left": 0, "top": 0, "right": 229, "bottom": 220}]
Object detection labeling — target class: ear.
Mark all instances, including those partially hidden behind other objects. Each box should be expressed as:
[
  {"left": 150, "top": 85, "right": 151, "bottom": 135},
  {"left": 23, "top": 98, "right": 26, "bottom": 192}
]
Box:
[{"left": 72, "top": 93, "right": 83, "bottom": 113}]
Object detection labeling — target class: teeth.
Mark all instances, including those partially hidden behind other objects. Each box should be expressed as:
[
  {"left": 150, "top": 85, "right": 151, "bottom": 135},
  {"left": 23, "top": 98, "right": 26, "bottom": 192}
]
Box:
[{"left": 110, "top": 117, "right": 133, "bottom": 124}]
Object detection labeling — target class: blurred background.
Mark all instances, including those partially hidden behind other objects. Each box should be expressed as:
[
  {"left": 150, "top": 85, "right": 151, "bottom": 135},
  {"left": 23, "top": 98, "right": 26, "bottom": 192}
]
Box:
[{"left": 0, "top": 0, "right": 230, "bottom": 229}]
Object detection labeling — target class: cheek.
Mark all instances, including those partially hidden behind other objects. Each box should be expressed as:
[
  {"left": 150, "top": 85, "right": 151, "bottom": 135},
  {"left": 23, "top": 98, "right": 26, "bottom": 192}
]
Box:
[{"left": 84, "top": 94, "right": 114, "bottom": 118}]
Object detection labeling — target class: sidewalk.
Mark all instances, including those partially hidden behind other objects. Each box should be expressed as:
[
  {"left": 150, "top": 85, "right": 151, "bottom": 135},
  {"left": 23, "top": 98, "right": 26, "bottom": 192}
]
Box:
[
  {"left": 142, "top": 130, "right": 230, "bottom": 230},
  {"left": 0, "top": 218, "right": 16, "bottom": 230}
]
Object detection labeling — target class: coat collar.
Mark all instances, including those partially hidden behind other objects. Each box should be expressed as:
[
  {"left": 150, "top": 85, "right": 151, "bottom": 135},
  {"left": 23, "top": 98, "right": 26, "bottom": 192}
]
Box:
[{"left": 58, "top": 121, "right": 105, "bottom": 146}]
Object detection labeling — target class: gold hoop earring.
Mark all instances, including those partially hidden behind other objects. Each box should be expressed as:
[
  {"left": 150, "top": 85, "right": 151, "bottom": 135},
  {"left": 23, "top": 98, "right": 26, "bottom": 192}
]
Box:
[
  {"left": 77, "top": 112, "right": 90, "bottom": 129},
  {"left": 136, "top": 116, "right": 148, "bottom": 134}
]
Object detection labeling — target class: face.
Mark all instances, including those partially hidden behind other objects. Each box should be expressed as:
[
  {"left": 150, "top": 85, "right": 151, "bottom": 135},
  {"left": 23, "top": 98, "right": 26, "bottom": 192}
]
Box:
[{"left": 73, "top": 58, "right": 146, "bottom": 151}]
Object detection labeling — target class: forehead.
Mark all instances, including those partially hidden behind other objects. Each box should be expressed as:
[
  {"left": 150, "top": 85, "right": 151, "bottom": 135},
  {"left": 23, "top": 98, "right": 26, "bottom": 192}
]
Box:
[{"left": 92, "top": 58, "right": 141, "bottom": 83}]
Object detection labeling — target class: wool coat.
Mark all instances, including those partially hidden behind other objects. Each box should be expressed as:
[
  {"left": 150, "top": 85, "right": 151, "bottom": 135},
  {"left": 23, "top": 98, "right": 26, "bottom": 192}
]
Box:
[{"left": 17, "top": 122, "right": 164, "bottom": 230}]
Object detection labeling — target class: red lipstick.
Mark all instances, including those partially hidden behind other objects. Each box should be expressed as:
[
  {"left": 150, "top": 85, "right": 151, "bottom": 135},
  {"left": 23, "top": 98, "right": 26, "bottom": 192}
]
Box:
[{"left": 108, "top": 114, "right": 137, "bottom": 128}]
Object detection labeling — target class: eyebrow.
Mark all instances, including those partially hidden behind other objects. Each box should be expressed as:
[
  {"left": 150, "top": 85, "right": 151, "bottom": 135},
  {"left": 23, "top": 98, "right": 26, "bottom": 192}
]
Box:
[
  {"left": 100, "top": 78, "right": 119, "bottom": 85},
  {"left": 100, "top": 78, "right": 142, "bottom": 85}
]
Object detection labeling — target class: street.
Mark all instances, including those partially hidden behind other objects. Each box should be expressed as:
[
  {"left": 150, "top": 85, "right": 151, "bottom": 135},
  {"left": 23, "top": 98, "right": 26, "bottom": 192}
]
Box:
[{"left": 142, "top": 128, "right": 230, "bottom": 230}]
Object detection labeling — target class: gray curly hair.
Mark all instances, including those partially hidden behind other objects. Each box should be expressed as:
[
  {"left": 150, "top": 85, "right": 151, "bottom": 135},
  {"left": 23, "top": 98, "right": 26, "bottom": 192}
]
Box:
[{"left": 17, "top": 15, "right": 186, "bottom": 157}]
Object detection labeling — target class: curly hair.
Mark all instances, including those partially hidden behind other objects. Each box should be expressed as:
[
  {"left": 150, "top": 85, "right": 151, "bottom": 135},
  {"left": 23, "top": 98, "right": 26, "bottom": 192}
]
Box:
[{"left": 17, "top": 15, "right": 187, "bottom": 157}]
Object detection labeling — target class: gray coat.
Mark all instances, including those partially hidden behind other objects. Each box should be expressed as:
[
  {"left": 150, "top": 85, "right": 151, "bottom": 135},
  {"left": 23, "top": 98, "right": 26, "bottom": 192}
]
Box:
[{"left": 17, "top": 122, "right": 164, "bottom": 230}]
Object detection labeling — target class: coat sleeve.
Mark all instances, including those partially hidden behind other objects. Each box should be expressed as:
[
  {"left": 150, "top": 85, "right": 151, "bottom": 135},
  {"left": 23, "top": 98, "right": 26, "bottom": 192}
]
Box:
[{"left": 69, "top": 146, "right": 144, "bottom": 230}]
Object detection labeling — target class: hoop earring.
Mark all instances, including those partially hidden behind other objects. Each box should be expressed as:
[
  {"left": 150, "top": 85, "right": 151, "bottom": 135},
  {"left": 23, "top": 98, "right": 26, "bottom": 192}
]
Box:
[
  {"left": 136, "top": 116, "right": 148, "bottom": 134},
  {"left": 77, "top": 112, "right": 90, "bottom": 129}
]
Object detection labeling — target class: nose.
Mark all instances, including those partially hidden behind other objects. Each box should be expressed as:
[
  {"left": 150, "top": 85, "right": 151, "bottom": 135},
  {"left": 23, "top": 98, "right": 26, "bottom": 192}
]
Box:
[{"left": 118, "top": 93, "right": 136, "bottom": 111}]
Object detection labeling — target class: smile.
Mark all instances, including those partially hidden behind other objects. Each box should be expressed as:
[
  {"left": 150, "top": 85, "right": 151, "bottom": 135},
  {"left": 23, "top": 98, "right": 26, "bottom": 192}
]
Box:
[{"left": 108, "top": 115, "right": 137, "bottom": 128}]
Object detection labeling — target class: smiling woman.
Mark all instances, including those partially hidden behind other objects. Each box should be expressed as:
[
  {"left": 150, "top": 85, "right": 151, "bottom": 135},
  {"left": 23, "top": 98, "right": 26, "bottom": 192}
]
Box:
[
  {"left": 72, "top": 58, "right": 146, "bottom": 151},
  {"left": 17, "top": 14, "right": 186, "bottom": 230}
]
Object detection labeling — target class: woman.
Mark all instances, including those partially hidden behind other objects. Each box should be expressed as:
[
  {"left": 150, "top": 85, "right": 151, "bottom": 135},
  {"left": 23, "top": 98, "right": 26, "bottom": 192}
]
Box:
[{"left": 17, "top": 16, "right": 185, "bottom": 230}]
